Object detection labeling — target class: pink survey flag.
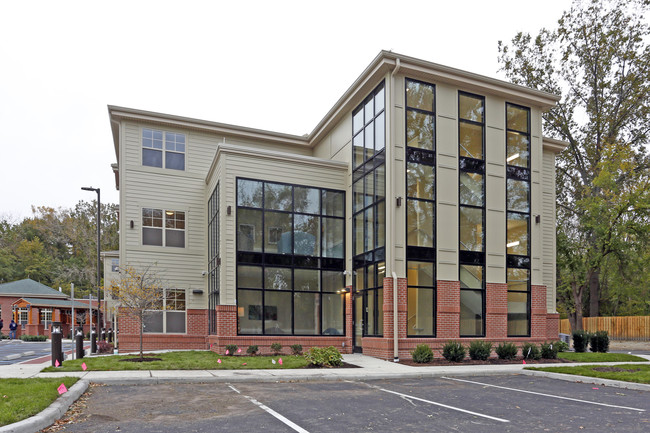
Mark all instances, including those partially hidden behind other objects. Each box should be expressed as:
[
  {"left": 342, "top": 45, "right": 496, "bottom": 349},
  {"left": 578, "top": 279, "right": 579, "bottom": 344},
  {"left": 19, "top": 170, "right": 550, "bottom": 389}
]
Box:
[
  {"left": 55, "top": 359, "right": 60, "bottom": 367},
  {"left": 57, "top": 383, "right": 67, "bottom": 394},
  {"left": 237, "top": 348, "right": 242, "bottom": 353},
  {"left": 279, "top": 358, "right": 283, "bottom": 365},
  {"left": 522, "top": 360, "right": 526, "bottom": 364},
  {"left": 217, "top": 359, "right": 222, "bottom": 364},
  {"left": 226, "top": 349, "right": 229, "bottom": 355},
  {"left": 81, "top": 362, "right": 87, "bottom": 371}
]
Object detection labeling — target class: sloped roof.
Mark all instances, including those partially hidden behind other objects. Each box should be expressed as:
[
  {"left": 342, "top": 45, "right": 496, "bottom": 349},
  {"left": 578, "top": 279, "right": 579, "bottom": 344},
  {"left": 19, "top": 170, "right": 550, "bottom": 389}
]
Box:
[
  {"left": 0, "top": 279, "right": 68, "bottom": 299},
  {"left": 13, "top": 297, "right": 91, "bottom": 309}
]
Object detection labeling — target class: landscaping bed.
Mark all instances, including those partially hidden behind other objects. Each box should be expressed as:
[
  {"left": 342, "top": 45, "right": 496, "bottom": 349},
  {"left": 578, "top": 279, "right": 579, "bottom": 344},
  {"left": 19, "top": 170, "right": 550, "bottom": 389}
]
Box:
[{"left": 399, "top": 357, "right": 572, "bottom": 367}]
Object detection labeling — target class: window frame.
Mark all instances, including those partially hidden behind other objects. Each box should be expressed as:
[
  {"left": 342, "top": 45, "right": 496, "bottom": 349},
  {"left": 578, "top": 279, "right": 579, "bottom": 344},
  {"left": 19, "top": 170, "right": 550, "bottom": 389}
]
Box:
[
  {"left": 143, "top": 288, "right": 187, "bottom": 334},
  {"left": 141, "top": 128, "right": 186, "bottom": 171},
  {"left": 142, "top": 208, "right": 186, "bottom": 248}
]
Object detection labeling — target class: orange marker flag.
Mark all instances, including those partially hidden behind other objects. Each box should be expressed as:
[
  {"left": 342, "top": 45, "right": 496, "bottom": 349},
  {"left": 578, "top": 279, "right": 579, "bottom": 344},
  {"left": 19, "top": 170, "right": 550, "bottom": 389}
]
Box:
[
  {"left": 57, "top": 383, "right": 67, "bottom": 394},
  {"left": 81, "top": 362, "right": 87, "bottom": 371},
  {"left": 55, "top": 359, "right": 60, "bottom": 367}
]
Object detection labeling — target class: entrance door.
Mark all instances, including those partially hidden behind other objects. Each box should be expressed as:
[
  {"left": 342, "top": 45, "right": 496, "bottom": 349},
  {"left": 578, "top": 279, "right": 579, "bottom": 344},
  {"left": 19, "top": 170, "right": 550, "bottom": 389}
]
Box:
[{"left": 353, "top": 292, "right": 364, "bottom": 352}]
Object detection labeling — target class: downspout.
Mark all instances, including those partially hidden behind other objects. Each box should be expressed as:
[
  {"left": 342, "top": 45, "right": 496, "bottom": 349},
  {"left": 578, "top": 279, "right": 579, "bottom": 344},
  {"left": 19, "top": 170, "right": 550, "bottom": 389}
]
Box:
[{"left": 390, "top": 58, "right": 401, "bottom": 362}]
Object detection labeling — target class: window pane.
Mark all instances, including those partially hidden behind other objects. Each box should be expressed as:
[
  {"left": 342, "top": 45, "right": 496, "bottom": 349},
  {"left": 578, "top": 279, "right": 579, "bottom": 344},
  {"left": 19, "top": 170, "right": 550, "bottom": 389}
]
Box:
[
  {"left": 459, "top": 207, "right": 484, "bottom": 252},
  {"left": 265, "top": 183, "right": 292, "bottom": 211},
  {"left": 143, "top": 149, "right": 162, "bottom": 168},
  {"left": 407, "top": 261, "right": 434, "bottom": 287},
  {"left": 507, "top": 268, "right": 529, "bottom": 292},
  {"left": 507, "top": 291, "right": 529, "bottom": 335},
  {"left": 459, "top": 122, "right": 483, "bottom": 160},
  {"left": 264, "top": 291, "right": 291, "bottom": 334},
  {"left": 143, "top": 227, "right": 163, "bottom": 246},
  {"left": 407, "top": 200, "right": 434, "bottom": 247},
  {"left": 264, "top": 267, "right": 292, "bottom": 290},
  {"left": 364, "top": 172, "right": 374, "bottom": 207},
  {"left": 322, "top": 190, "right": 344, "bottom": 217},
  {"left": 407, "top": 287, "right": 434, "bottom": 336},
  {"left": 353, "top": 179, "right": 364, "bottom": 213},
  {"left": 507, "top": 179, "right": 529, "bottom": 212},
  {"left": 375, "top": 112, "right": 385, "bottom": 153},
  {"left": 295, "top": 269, "right": 319, "bottom": 291},
  {"left": 322, "top": 271, "right": 344, "bottom": 292},
  {"left": 406, "top": 110, "right": 434, "bottom": 150},
  {"left": 459, "top": 94, "right": 484, "bottom": 122},
  {"left": 364, "top": 98, "right": 374, "bottom": 124},
  {"left": 506, "top": 131, "right": 530, "bottom": 168},
  {"left": 166, "top": 311, "right": 185, "bottom": 333},
  {"left": 355, "top": 266, "right": 365, "bottom": 291},
  {"left": 143, "top": 311, "right": 163, "bottom": 333},
  {"left": 294, "top": 187, "right": 320, "bottom": 214},
  {"left": 406, "top": 81, "right": 434, "bottom": 111},
  {"left": 294, "top": 214, "right": 319, "bottom": 256},
  {"left": 322, "top": 293, "right": 344, "bottom": 335},
  {"left": 459, "top": 172, "right": 484, "bottom": 206},
  {"left": 165, "top": 229, "right": 185, "bottom": 248},
  {"left": 165, "top": 152, "right": 185, "bottom": 170},
  {"left": 375, "top": 87, "right": 385, "bottom": 113},
  {"left": 353, "top": 110, "right": 364, "bottom": 134},
  {"left": 238, "top": 265, "right": 262, "bottom": 288},
  {"left": 293, "top": 292, "right": 318, "bottom": 335},
  {"left": 237, "top": 179, "right": 263, "bottom": 208},
  {"left": 460, "top": 265, "right": 483, "bottom": 289},
  {"left": 237, "top": 209, "right": 262, "bottom": 252},
  {"left": 507, "top": 104, "right": 529, "bottom": 133},
  {"left": 367, "top": 263, "right": 375, "bottom": 289},
  {"left": 265, "top": 211, "right": 293, "bottom": 254},
  {"left": 407, "top": 162, "right": 434, "bottom": 200},
  {"left": 365, "top": 122, "right": 374, "bottom": 160},
  {"left": 460, "top": 289, "right": 483, "bottom": 336},
  {"left": 507, "top": 213, "right": 529, "bottom": 255},
  {"left": 322, "top": 217, "right": 344, "bottom": 258},
  {"left": 354, "top": 213, "right": 364, "bottom": 255},
  {"left": 353, "top": 133, "right": 364, "bottom": 168},
  {"left": 365, "top": 208, "right": 374, "bottom": 252},
  {"left": 376, "top": 201, "right": 385, "bottom": 249},
  {"left": 367, "top": 290, "right": 375, "bottom": 334},
  {"left": 375, "top": 163, "right": 385, "bottom": 201},
  {"left": 238, "top": 289, "right": 262, "bottom": 334}
]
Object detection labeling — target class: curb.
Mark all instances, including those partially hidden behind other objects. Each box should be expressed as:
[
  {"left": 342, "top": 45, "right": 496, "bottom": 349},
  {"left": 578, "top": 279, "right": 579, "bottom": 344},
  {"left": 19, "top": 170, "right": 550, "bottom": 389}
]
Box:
[
  {"left": 0, "top": 380, "right": 89, "bottom": 433},
  {"left": 521, "top": 369, "right": 650, "bottom": 391}
]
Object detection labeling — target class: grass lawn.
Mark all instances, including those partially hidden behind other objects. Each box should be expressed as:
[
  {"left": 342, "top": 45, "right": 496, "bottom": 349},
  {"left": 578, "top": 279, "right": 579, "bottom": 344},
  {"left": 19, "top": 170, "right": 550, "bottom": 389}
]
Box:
[
  {"left": 526, "top": 363, "right": 650, "bottom": 384},
  {"left": 41, "top": 351, "right": 309, "bottom": 372},
  {"left": 0, "top": 377, "right": 79, "bottom": 426},
  {"left": 557, "top": 352, "right": 647, "bottom": 362}
]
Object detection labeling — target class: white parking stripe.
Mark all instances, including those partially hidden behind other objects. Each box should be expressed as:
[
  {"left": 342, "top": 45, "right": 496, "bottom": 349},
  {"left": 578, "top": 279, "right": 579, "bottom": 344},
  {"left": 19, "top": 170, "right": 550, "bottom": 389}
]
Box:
[
  {"left": 228, "top": 385, "right": 310, "bottom": 433},
  {"left": 442, "top": 377, "right": 645, "bottom": 412}
]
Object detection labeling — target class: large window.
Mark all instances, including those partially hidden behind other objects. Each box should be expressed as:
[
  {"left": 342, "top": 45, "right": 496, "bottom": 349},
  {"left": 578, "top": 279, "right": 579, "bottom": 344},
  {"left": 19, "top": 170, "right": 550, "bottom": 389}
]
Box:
[
  {"left": 40, "top": 309, "right": 52, "bottom": 327},
  {"left": 142, "top": 208, "right": 185, "bottom": 248},
  {"left": 143, "top": 288, "right": 186, "bottom": 333},
  {"left": 142, "top": 128, "right": 185, "bottom": 170},
  {"left": 405, "top": 78, "right": 436, "bottom": 336},
  {"left": 506, "top": 103, "right": 531, "bottom": 336},
  {"left": 208, "top": 183, "right": 220, "bottom": 334},
  {"left": 236, "top": 179, "right": 346, "bottom": 336},
  {"left": 353, "top": 82, "right": 386, "bottom": 337},
  {"left": 459, "top": 92, "right": 485, "bottom": 337}
]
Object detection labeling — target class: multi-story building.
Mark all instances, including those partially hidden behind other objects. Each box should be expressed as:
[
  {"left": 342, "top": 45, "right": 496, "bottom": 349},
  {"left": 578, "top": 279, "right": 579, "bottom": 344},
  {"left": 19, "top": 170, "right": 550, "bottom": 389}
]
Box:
[{"left": 108, "top": 51, "right": 566, "bottom": 359}]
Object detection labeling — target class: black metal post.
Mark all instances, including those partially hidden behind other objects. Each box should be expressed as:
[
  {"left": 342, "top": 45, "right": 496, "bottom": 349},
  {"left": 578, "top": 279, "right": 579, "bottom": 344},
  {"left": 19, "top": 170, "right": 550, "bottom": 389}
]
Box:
[
  {"left": 75, "top": 327, "right": 84, "bottom": 359},
  {"left": 90, "top": 328, "right": 97, "bottom": 354},
  {"left": 51, "top": 322, "right": 63, "bottom": 367}
]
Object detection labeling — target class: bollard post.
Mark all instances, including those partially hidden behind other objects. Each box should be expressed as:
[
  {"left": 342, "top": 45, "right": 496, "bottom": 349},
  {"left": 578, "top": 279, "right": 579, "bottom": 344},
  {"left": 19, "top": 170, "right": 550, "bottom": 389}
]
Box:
[
  {"left": 107, "top": 328, "right": 113, "bottom": 343},
  {"left": 51, "top": 322, "right": 63, "bottom": 367},
  {"left": 101, "top": 328, "right": 106, "bottom": 342},
  {"left": 75, "top": 328, "right": 84, "bottom": 359},
  {"left": 90, "top": 328, "right": 97, "bottom": 354}
]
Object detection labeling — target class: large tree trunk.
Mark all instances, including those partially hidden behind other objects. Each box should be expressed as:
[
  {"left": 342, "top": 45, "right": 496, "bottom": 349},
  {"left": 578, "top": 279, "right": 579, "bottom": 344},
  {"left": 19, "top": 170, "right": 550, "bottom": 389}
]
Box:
[
  {"left": 570, "top": 281, "right": 584, "bottom": 331},
  {"left": 588, "top": 269, "right": 600, "bottom": 317}
]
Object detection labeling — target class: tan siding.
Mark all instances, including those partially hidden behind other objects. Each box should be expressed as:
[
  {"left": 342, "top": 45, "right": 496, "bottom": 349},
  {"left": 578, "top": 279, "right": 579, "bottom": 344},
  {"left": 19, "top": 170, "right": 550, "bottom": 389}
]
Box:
[{"left": 541, "top": 150, "right": 557, "bottom": 312}]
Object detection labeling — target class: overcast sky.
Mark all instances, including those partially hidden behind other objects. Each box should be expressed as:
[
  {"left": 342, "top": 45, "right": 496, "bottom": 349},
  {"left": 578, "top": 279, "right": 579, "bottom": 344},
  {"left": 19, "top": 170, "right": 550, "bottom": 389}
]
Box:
[{"left": 0, "top": 0, "right": 571, "bottom": 221}]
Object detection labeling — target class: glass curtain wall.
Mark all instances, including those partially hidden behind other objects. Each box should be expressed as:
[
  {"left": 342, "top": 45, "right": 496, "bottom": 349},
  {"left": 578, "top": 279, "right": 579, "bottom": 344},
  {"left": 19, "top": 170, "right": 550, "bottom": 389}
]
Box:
[
  {"left": 405, "top": 78, "right": 436, "bottom": 337},
  {"left": 352, "top": 82, "right": 386, "bottom": 337},
  {"left": 458, "top": 92, "right": 486, "bottom": 337},
  {"left": 208, "top": 183, "right": 220, "bottom": 334},
  {"left": 506, "top": 103, "right": 531, "bottom": 336}
]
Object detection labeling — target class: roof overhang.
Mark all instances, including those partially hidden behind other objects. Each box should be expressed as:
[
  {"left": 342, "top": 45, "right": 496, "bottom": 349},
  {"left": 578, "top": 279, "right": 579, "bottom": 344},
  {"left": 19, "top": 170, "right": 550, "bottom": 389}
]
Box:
[{"left": 542, "top": 137, "right": 569, "bottom": 153}]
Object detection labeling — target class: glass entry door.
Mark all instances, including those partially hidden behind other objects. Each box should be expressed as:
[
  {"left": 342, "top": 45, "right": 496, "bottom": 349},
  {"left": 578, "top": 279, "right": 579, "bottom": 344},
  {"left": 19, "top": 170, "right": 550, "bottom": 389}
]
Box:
[{"left": 353, "top": 293, "right": 364, "bottom": 352}]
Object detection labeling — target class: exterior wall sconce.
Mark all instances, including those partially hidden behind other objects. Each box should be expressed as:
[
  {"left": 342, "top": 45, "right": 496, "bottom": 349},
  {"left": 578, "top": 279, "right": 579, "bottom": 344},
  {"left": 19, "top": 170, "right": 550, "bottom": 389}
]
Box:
[
  {"left": 396, "top": 197, "right": 402, "bottom": 207},
  {"left": 337, "top": 288, "right": 350, "bottom": 294},
  {"left": 227, "top": 205, "right": 232, "bottom": 215},
  {"left": 130, "top": 220, "right": 134, "bottom": 229},
  {"left": 192, "top": 289, "right": 204, "bottom": 295},
  {"left": 535, "top": 215, "right": 541, "bottom": 224}
]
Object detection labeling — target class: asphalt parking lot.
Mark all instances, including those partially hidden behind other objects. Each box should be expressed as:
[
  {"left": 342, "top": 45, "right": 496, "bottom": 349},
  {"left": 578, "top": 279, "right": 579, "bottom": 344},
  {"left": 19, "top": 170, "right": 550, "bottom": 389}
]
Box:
[
  {"left": 0, "top": 340, "right": 77, "bottom": 365},
  {"left": 47, "top": 374, "right": 649, "bottom": 432}
]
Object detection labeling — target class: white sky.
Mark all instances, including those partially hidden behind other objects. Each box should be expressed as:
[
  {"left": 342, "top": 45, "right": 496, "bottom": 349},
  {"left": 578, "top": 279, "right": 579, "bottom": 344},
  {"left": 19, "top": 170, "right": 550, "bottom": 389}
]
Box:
[{"left": 0, "top": 0, "right": 570, "bottom": 221}]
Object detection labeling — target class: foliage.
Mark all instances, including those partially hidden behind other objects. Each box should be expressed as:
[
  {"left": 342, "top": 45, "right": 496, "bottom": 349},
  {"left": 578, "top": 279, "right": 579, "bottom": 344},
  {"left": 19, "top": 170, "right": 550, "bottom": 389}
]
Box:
[
  {"left": 107, "top": 264, "right": 164, "bottom": 360},
  {"left": 290, "top": 344, "right": 303, "bottom": 355},
  {"left": 441, "top": 341, "right": 466, "bottom": 362},
  {"left": 0, "top": 377, "right": 79, "bottom": 426},
  {"left": 246, "top": 345, "right": 259, "bottom": 356},
  {"left": 468, "top": 341, "right": 492, "bottom": 361},
  {"left": 498, "top": 0, "right": 650, "bottom": 325},
  {"left": 97, "top": 341, "right": 114, "bottom": 354},
  {"left": 521, "top": 342, "right": 541, "bottom": 360},
  {"left": 589, "top": 331, "right": 610, "bottom": 353},
  {"left": 556, "top": 340, "right": 570, "bottom": 352},
  {"left": 495, "top": 342, "right": 518, "bottom": 360},
  {"left": 225, "top": 344, "right": 238, "bottom": 355},
  {"left": 572, "top": 330, "right": 591, "bottom": 352},
  {"left": 270, "top": 342, "right": 282, "bottom": 355},
  {"left": 526, "top": 364, "right": 650, "bottom": 384},
  {"left": 19, "top": 335, "right": 47, "bottom": 342},
  {"left": 411, "top": 344, "right": 434, "bottom": 363},
  {"left": 558, "top": 352, "right": 646, "bottom": 362},
  {"left": 540, "top": 342, "right": 559, "bottom": 359},
  {"left": 303, "top": 346, "right": 343, "bottom": 367}
]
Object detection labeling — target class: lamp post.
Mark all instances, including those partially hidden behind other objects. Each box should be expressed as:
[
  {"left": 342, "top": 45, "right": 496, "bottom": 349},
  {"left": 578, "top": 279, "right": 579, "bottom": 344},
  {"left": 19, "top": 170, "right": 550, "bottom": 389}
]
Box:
[{"left": 81, "top": 187, "right": 101, "bottom": 338}]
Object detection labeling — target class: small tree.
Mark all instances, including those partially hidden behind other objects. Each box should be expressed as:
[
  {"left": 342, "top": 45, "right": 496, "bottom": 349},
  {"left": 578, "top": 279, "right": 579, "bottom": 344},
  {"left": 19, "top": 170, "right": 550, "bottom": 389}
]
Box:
[{"left": 108, "top": 264, "right": 164, "bottom": 360}]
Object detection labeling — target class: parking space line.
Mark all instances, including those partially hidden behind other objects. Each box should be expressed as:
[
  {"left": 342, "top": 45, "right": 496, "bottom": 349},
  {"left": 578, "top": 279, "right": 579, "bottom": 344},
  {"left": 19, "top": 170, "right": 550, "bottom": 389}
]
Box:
[
  {"left": 361, "top": 382, "right": 509, "bottom": 423},
  {"left": 228, "top": 385, "right": 310, "bottom": 433},
  {"left": 442, "top": 377, "right": 645, "bottom": 412}
]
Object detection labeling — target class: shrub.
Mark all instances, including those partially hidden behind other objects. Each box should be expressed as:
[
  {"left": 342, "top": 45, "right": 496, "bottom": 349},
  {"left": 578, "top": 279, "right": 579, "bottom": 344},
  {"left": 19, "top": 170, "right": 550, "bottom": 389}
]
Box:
[
  {"left": 468, "top": 341, "right": 492, "bottom": 361},
  {"left": 304, "top": 346, "right": 343, "bottom": 367},
  {"left": 442, "top": 341, "right": 466, "bottom": 362},
  {"left": 589, "top": 331, "right": 610, "bottom": 353},
  {"left": 495, "top": 342, "right": 518, "bottom": 360},
  {"left": 572, "top": 330, "right": 590, "bottom": 352},
  {"left": 246, "top": 345, "right": 259, "bottom": 356},
  {"left": 556, "top": 340, "right": 570, "bottom": 352},
  {"left": 97, "top": 341, "right": 114, "bottom": 354},
  {"left": 411, "top": 344, "right": 434, "bottom": 363},
  {"left": 270, "top": 342, "right": 283, "bottom": 355},
  {"left": 20, "top": 335, "right": 47, "bottom": 342},
  {"left": 225, "top": 344, "right": 238, "bottom": 355},
  {"left": 540, "top": 342, "right": 558, "bottom": 359},
  {"left": 521, "top": 342, "right": 541, "bottom": 360},
  {"left": 290, "top": 344, "right": 303, "bottom": 355}
]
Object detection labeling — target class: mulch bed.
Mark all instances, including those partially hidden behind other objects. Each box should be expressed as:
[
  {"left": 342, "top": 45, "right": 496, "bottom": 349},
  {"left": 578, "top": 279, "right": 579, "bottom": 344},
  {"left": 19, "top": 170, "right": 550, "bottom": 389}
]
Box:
[
  {"left": 399, "top": 357, "right": 573, "bottom": 367},
  {"left": 304, "top": 361, "right": 361, "bottom": 369},
  {"left": 119, "top": 357, "right": 163, "bottom": 362}
]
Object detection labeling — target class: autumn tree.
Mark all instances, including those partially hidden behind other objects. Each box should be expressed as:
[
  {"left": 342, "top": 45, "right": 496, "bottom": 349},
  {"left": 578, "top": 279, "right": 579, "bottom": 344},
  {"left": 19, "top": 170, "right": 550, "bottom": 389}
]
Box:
[{"left": 498, "top": 0, "right": 650, "bottom": 328}]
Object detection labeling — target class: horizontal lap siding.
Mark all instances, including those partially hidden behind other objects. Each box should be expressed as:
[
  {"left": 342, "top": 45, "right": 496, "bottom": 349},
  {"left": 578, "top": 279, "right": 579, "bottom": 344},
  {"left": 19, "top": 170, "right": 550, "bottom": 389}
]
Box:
[{"left": 541, "top": 150, "right": 556, "bottom": 312}]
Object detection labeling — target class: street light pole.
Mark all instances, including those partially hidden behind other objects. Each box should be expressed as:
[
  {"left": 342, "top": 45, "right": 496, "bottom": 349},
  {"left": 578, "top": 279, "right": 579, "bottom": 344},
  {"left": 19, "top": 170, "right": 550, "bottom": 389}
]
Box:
[{"left": 81, "top": 187, "right": 101, "bottom": 336}]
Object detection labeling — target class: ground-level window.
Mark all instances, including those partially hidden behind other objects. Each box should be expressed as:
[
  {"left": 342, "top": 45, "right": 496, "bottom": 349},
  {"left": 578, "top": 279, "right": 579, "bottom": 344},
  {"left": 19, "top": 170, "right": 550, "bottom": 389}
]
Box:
[
  {"left": 143, "top": 289, "right": 186, "bottom": 333},
  {"left": 17, "top": 308, "right": 28, "bottom": 325}
]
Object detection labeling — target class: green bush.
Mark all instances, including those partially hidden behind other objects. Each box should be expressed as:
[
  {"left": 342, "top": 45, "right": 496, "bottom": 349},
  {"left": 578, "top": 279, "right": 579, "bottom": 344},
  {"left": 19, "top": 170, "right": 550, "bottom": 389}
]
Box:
[
  {"left": 495, "top": 342, "right": 518, "bottom": 360},
  {"left": 290, "top": 344, "right": 303, "bottom": 355},
  {"left": 246, "top": 345, "right": 259, "bottom": 355},
  {"left": 20, "top": 335, "right": 47, "bottom": 342},
  {"left": 556, "top": 340, "right": 570, "bottom": 352},
  {"left": 468, "top": 341, "right": 492, "bottom": 361},
  {"left": 304, "top": 346, "right": 343, "bottom": 367},
  {"left": 540, "top": 341, "right": 559, "bottom": 359},
  {"left": 270, "top": 342, "right": 282, "bottom": 355},
  {"left": 572, "top": 330, "right": 590, "bottom": 352},
  {"left": 411, "top": 344, "right": 434, "bottom": 363},
  {"left": 521, "top": 342, "right": 541, "bottom": 360},
  {"left": 442, "top": 341, "right": 466, "bottom": 362},
  {"left": 589, "top": 331, "right": 610, "bottom": 353},
  {"left": 225, "top": 344, "right": 238, "bottom": 355}
]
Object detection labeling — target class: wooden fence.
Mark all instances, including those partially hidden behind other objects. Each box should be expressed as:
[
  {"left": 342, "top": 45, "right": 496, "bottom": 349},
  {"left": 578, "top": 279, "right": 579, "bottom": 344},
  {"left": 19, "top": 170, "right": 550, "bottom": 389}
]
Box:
[{"left": 559, "top": 316, "right": 650, "bottom": 341}]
